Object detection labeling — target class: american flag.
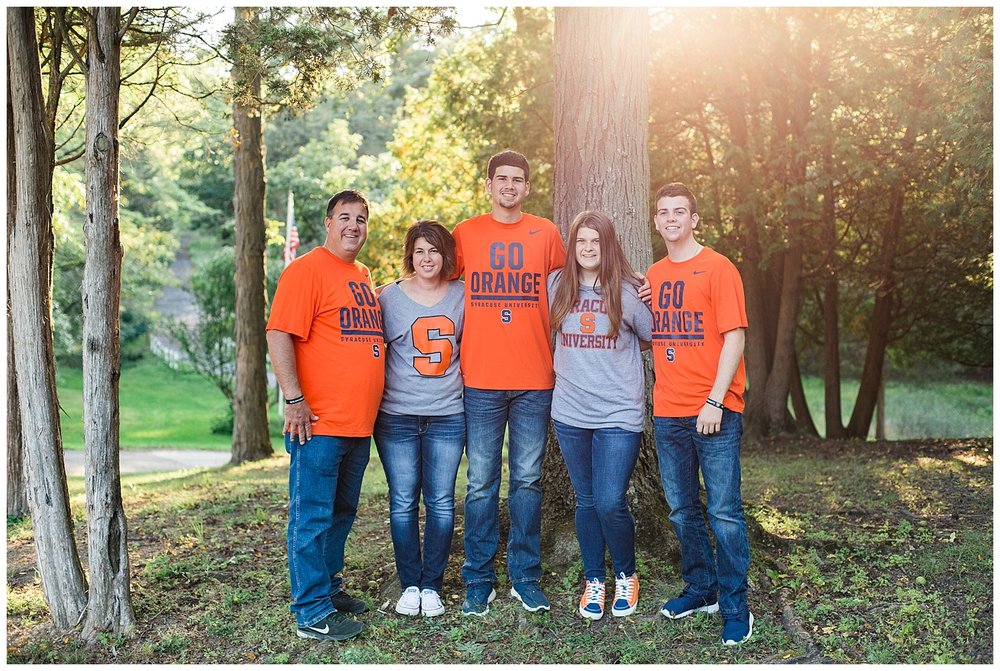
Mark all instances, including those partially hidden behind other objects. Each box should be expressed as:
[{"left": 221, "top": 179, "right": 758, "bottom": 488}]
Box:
[
  {"left": 284, "top": 223, "right": 299, "bottom": 264},
  {"left": 284, "top": 190, "right": 298, "bottom": 265}
]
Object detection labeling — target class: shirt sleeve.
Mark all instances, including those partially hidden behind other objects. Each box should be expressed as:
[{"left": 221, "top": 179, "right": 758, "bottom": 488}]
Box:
[
  {"left": 625, "top": 286, "right": 654, "bottom": 341},
  {"left": 451, "top": 223, "right": 466, "bottom": 280},
  {"left": 712, "top": 258, "right": 748, "bottom": 334},
  {"left": 547, "top": 225, "right": 567, "bottom": 272},
  {"left": 266, "top": 261, "right": 320, "bottom": 340}
]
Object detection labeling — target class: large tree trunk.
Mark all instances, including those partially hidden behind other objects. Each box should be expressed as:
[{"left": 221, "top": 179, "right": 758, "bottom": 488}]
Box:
[
  {"left": 549, "top": 7, "right": 671, "bottom": 555},
  {"left": 7, "top": 6, "right": 88, "bottom": 630},
  {"left": 7, "top": 64, "right": 28, "bottom": 518},
  {"left": 230, "top": 6, "right": 272, "bottom": 464},
  {"left": 81, "top": 7, "right": 136, "bottom": 641}
]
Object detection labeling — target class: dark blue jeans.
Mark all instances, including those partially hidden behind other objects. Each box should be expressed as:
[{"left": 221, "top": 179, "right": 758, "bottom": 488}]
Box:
[
  {"left": 286, "top": 434, "right": 370, "bottom": 627},
  {"left": 553, "top": 420, "right": 640, "bottom": 580},
  {"left": 461, "top": 387, "right": 552, "bottom": 587},
  {"left": 654, "top": 410, "right": 750, "bottom": 617},
  {"left": 373, "top": 411, "right": 466, "bottom": 592}
]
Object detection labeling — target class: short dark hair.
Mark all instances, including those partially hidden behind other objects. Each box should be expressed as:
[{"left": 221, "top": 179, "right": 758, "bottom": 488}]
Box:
[
  {"left": 487, "top": 150, "right": 530, "bottom": 181},
  {"left": 326, "top": 189, "right": 369, "bottom": 218},
  {"left": 403, "top": 220, "right": 457, "bottom": 279},
  {"left": 654, "top": 182, "right": 697, "bottom": 215}
]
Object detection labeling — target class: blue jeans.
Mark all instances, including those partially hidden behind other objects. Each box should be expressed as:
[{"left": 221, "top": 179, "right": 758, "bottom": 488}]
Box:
[
  {"left": 286, "top": 434, "right": 370, "bottom": 627},
  {"left": 654, "top": 410, "right": 750, "bottom": 617},
  {"left": 461, "top": 387, "right": 552, "bottom": 587},
  {"left": 373, "top": 411, "right": 465, "bottom": 592},
  {"left": 553, "top": 420, "right": 640, "bottom": 580}
]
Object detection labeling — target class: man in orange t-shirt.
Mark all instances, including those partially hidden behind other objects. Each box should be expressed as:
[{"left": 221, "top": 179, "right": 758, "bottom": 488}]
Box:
[
  {"left": 451, "top": 150, "right": 566, "bottom": 615},
  {"left": 266, "top": 189, "right": 384, "bottom": 642},
  {"left": 646, "top": 182, "right": 753, "bottom": 646}
]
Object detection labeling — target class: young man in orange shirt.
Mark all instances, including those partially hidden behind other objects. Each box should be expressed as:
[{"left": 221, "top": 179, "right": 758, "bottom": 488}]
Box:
[
  {"left": 266, "top": 190, "right": 384, "bottom": 642},
  {"left": 452, "top": 151, "right": 566, "bottom": 615},
  {"left": 647, "top": 182, "right": 753, "bottom": 645}
]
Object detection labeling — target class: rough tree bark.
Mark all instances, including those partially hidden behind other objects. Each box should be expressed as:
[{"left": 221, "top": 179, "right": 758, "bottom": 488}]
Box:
[
  {"left": 230, "top": 6, "right": 272, "bottom": 464},
  {"left": 7, "top": 6, "right": 88, "bottom": 629},
  {"left": 7, "top": 64, "right": 28, "bottom": 518},
  {"left": 548, "top": 7, "right": 672, "bottom": 555},
  {"left": 81, "top": 6, "right": 136, "bottom": 640}
]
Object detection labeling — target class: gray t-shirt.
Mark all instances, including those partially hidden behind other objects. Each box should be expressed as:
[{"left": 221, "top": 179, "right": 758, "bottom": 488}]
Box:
[
  {"left": 547, "top": 272, "right": 653, "bottom": 432},
  {"left": 379, "top": 280, "right": 465, "bottom": 416}
]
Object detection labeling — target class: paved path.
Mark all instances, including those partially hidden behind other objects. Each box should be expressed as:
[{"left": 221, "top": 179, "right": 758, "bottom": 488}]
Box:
[{"left": 63, "top": 449, "right": 231, "bottom": 476}]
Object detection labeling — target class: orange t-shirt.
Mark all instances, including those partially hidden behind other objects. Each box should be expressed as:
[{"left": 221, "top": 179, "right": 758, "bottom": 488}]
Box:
[
  {"left": 647, "top": 247, "right": 748, "bottom": 417},
  {"left": 266, "top": 247, "right": 385, "bottom": 437},
  {"left": 452, "top": 213, "right": 566, "bottom": 390}
]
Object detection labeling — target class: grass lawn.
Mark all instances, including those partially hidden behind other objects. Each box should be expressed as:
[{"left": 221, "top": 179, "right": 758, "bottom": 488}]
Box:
[
  {"left": 799, "top": 376, "right": 992, "bottom": 439},
  {"left": 56, "top": 358, "right": 283, "bottom": 451},
  {"left": 6, "top": 437, "right": 991, "bottom": 664}
]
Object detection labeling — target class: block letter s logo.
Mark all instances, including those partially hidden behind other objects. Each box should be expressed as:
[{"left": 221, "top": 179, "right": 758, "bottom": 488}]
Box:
[
  {"left": 500, "top": 309, "right": 512, "bottom": 324},
  {"left": 411, "top": 316, "right": 455, "bottom": 377}
]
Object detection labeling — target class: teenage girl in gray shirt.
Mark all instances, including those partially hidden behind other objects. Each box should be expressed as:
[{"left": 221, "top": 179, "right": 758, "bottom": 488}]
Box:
[
  {"left": 374, "top": 221, "right": 465, "bottom": 618},
  {"left": 548, "top": 210, "right": 653, "bottom": 622}
]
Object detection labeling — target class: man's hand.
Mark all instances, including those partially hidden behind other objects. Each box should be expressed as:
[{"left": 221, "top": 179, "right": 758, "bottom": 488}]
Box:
[
  {"left": 696, "top": 403, "right": 723, "bottom": 435},
  {"left": 635, "top": 272, "right": 652, "bottom": 306},
  {"left": 284, "top": 400, "right": 319, "bottom": 445}
]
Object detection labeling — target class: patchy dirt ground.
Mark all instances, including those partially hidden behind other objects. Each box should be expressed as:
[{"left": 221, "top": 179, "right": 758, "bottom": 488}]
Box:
[{"left": 6, "top": 437, "right": 992, "bottom": 664}]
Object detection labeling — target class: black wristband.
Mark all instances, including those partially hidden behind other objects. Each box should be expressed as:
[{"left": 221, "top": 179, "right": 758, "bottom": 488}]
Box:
[
  {"left": 285, "top": 395, "right": 305, "bottom": 405},
  {"left": 705, "top": 397, "right": 724, "bottom": 410}
]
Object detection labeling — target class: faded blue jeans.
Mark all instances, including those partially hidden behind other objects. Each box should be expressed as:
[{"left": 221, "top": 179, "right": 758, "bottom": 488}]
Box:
[
  {"left": 553, "top": 420, "right": 640, "bottom": 580},
  {"left": 654, "top": 410, "right": 750, "bottom": 617},
  {"left": 461, "top": 387, "right": 552, "bottom": 587},
  {"left": 373, "top": 411, "right": 466, "bottom": 592},
  {"left": 286, "top": 434, "right": 370, "bottom": 628}
]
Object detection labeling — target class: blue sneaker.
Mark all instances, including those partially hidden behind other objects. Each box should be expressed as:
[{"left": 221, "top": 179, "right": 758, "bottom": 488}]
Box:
[
  {"left": 660, "top": 586, "right": 719, "bottom": 619},
  {"left": 722, "top": 610, "right": 754, "bottom": 646},
  {"left": 461, "top": 583, "right": 496, "bottom": 617},
  {"left": 510, "top": 581, "right": 551, "bottom": 612}
]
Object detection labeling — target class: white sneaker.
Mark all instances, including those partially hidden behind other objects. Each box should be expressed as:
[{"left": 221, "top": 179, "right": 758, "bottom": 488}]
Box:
[
  {"left": 395, "top": 586, "right": 421, "bottom": 616},
  {"left": 420, "top": 588, "right": 446, "bottom": 617}
]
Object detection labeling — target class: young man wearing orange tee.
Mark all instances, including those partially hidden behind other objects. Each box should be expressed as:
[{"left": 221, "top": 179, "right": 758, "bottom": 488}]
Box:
[
  {"left": 266, "top": 189, "right": 384, "bottom": 642},
  {"left": 452, "top": 150, "right": 566, "bottom": 615},
  {"left": 647, "top": 182, "right": 753, "bottom": 645}
]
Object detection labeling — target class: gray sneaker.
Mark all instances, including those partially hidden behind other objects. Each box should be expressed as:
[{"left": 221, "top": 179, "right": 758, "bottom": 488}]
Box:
[{"left": 296, "top": 612, "right": 364, "bottom": 641}]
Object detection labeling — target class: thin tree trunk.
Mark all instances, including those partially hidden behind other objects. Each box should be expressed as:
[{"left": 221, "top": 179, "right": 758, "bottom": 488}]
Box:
[
  {"left": 820, "top": 148, "right": 845, "bottom": 438},
  {"left": 876, "top": 373, "right": 886, "bottom": 440},
  {"left": 81, "top": 6, "right": 136, "bottom": 641},
  {"left": 7, "top": 6, "right": 87, "bottom": 630},
  {"left": 7, "top": 64, "right": 28, "bottom": 518},
  {"left": 846, "top": 123, "right": 916, "bottom": 437},
  {"left": 763, "top": 241, "right": 803, "bottom": 432},
  {"left": 789, "top": 350, "right": 818, "bottom": 437},
  {"left": 550, "top": 7, "right": 670, "bottom": 552},
  {"left": 230, "top": 6, "right": 272, "bottom": 464}
]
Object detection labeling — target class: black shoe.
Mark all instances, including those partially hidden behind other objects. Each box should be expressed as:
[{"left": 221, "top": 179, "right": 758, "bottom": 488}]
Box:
[
  {"left": 296, "top": 612, "right": 364, "bottom": 641},
  {"left": 331, "top": 589, "right": 369, "bottom": 614}
]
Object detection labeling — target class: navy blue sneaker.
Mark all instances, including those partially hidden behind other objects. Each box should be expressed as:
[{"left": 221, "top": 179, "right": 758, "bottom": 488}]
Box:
[
  {"left": 660, "top": 586, "right": 719, "bottom": 619},
  {"left": 722, "top": 610, "right": 754, "bottom": 645},
  {"left": 510, "top": 581, "right": 550, "bottom": 612},
  {"left": 461, "top": 583, "right": 496, "bottom": 617}
]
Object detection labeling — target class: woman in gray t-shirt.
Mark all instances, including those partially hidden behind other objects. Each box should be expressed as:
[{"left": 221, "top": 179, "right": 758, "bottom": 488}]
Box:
[
  {"left": 548, "top": 210, "right": 653, "bottom": 622},
  {"left": 373, "top": 221, "right": 465, "bottom": 618}
]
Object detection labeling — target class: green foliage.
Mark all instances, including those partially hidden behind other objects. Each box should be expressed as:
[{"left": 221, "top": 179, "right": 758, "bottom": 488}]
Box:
[
  {"left": 171, "top": 248, "right": 237, "bottom": 401},
  {"left": 50, "top": 167, "right": 177, "bottom": 362}
]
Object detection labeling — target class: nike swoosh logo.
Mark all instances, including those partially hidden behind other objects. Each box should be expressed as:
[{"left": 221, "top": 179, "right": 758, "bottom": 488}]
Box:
[
  {"left": 528, "top": 229, "right": 542, "bottom": 235},
  {"left": 310, "top": 624, "right": 329, "bottom": 634},
  {"left": 693, "top": 270, "right": 706, "bottom": 275}
]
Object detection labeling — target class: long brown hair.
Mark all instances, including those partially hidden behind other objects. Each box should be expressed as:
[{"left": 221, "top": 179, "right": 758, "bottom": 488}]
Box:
[{"left": 550, "top": 210, "right": 639, "bottom": 339}]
